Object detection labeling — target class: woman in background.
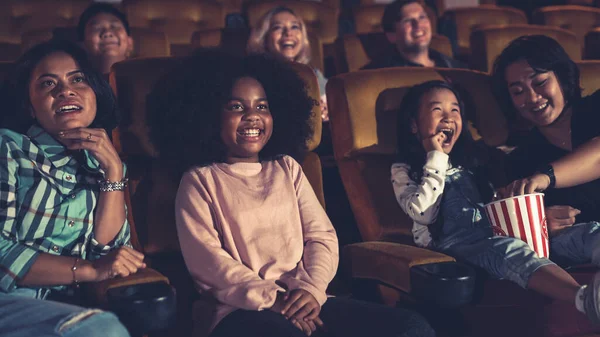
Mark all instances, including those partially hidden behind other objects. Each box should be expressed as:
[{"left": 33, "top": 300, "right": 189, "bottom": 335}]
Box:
[{"left": 247, "top": 6, "right": 329, "bottom": 121}]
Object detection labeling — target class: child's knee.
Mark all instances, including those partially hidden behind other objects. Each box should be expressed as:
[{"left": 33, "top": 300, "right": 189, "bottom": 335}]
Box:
[{"left": 57, "top": 310, "right": 130, "bottom": 337}]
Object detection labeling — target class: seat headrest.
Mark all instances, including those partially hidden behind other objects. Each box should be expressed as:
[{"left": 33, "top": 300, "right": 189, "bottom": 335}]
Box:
[
  {"left": 110, "top": 57, "right": 182, "bottom": 158},
  {"left": 577, "top": 60, "right": 600, "bottom": 97},
  {"left": 327, "top": 67, "right": 508, "bottom": 160},
  {"left": 470, "top": 24, "right": 581, "bottom": 72},
  {"left": 110, "top": 58, "right": 322, "bottom": 157}
]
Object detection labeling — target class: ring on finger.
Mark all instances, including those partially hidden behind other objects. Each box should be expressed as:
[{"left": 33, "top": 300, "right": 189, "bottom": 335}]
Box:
[{"left": 87, "top": 133, "right": 93, "bottom": 140}]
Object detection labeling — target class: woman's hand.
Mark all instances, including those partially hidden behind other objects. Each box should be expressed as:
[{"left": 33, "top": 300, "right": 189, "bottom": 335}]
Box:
[
  {"left": 422, "top": 131, "right": 447, "bottom": 153},
  {"left": 498, "top": 173, "right": 551, "bottom": 198},
  {"left": 89, "top": 247, "right": 146, "bottom": 282},
  {"left": 546, "top": 205, "right": 580, "bottom": 235},
  {"left": 58, "top": 128, "right": 123, "bottom": 181}
]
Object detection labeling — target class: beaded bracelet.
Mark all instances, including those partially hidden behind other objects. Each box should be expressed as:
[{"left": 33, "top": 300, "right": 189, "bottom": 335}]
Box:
[
  {"left": 71, "top": 257, "right": 80, "bottom": 287},
  {"left": 97, "top": 178, "right": 128, "bottom": 192}
]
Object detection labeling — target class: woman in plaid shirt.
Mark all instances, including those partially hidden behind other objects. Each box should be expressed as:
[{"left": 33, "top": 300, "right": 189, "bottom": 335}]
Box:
[{"left": 0, "top": 40, "right": 143, "bottom": 337}]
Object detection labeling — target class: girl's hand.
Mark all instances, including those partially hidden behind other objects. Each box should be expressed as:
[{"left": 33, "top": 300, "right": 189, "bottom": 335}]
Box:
[
  {"left": 320, "top": 95, "right": 329, "bottom": 122},
  {"left": 90, "top": 247, "right": 146, "bottom": 282},
  {"left": 281, "top": 289, "right": 321, "bottom": 323},
  {"left": 422, "top": 131, "right": 447, "bottom": 153},
  {"left": 546, "top": 205, "right": 580, "bottom": 235},
  {"left": 58, "top": 128, "right": 123, "bottom": 181},
  {"left": 498, "top": 174, "right": 551, "bottom": 198}
]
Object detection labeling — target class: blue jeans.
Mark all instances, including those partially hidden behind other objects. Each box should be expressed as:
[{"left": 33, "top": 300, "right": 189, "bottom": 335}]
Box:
[
  {"left": 210, "top": 297, "right": 435, "bottom": 337},
  {"left": 433, "top": 168, "right": 600, "bottom": 288},
  {"left": 0, "top": 288, "right": 130, "bottom": 337}
]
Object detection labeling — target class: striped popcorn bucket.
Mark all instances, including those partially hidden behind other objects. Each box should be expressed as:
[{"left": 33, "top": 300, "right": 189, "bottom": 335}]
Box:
[{"left": 484, "top": 193, "right": 550, "bottom": 258}]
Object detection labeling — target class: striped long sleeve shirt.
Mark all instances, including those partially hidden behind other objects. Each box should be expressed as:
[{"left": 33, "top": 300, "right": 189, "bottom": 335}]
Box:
[{"left": 0, "top": 125, "right": 130, "bottom": 293}]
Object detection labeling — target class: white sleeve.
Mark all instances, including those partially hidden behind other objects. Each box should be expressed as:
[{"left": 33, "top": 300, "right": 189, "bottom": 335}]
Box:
[{"left": 391, "top": 151, "right": 449, "bottom": 226}]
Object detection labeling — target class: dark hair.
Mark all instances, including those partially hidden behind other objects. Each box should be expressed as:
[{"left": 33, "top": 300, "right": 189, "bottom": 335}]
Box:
[
  {"left": 491, "top": 35, "right": 581, "bottom": 122},
  {"left": 382, "top": 0, "right": 422, "bottom": 32},
  {"left": 77, "top": 3, "right": 131, "bottom": 41},
  {"left": 0, "top": 40, "right": 119, "bottom": 134},
  {"left": 147, "top": 49, "right": 314, "bottom": 177},
  {"left": 396, "top": 80, "right": 477, "bottom": 181}
]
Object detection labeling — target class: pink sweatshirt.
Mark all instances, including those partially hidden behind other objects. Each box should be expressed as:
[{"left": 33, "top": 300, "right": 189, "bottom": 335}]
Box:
[{"left": 175, "top": 156, "right": 339, "bottom": 332}]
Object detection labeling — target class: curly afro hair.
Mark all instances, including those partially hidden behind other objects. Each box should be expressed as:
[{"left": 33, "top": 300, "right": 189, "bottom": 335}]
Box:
[{"left": 147, "top": 49, "right": 314, "bottom": 177}]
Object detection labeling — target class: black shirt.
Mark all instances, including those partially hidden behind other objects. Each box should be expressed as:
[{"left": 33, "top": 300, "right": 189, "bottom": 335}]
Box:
[
  {"left": 361, "top": 47, "right": 467, "bottom": 70},
  {"left": 506, "top": 90, "right": 600, "bottom": 223}
]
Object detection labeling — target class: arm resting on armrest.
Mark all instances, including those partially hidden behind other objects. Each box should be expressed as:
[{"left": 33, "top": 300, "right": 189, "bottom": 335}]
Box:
[{"left": 83, "top": 267, "right": 169, "bottom": 305}]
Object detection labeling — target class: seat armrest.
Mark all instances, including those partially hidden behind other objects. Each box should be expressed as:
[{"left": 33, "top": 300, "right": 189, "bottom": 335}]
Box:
[
  {"left": 84, "top": 267, "right": 169, "bottom": 305},
  {"left": 344, "top": 241, "right": 455, "bottom": 293},
  {"left": 344, "top": 241, "right": 476, "bottom": 307},
  {"left": 84, "top": 268, "right": 176, "bottom": 335}
]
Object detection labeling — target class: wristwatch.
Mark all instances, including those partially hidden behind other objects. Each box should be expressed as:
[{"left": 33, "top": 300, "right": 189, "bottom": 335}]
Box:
[{"left": 538, "top": 164, "right": 556, "bottom": 189}]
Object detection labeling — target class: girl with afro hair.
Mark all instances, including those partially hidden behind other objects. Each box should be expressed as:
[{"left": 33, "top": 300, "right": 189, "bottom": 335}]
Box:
[{"left": 146, "top": 50, "right": 435, "bottom": 337}]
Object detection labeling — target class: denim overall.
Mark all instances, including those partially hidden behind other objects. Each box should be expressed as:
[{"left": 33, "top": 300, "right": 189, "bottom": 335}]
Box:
[{"left": 431, "top": 167, "right": 600, "bottom": 288}]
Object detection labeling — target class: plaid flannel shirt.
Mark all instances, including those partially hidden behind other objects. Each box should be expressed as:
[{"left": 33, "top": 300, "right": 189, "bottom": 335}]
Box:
[{"left": 0, "top": 125, "right": 130, "bottom": 292}]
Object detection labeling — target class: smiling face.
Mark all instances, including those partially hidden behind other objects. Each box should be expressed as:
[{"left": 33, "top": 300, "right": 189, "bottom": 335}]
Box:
[
  {"left": 504, "top": 59, "right": 566, "bottom": 127},
  {"left": 28, "top": 51, "right": 97, "bottom": 136},
  {"left": 83, "top": 12, "right": 133, "bottom": 62},
  {"left": 265, "top": 11, "right": 305, "bottom": 62},
  {"left": 391, "top": 2, "right": 431, "bottom": 54},
  {"left": 221, "top": 77, "right": 273, "bottom": 164},
  {"left": 413, "top": 88, "right": 463, "bottom": 154}
]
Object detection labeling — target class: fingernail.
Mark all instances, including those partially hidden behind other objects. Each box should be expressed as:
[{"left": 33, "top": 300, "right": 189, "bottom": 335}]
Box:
[{"left": 58, "top": 131, "right": 65, "bottom": 137}]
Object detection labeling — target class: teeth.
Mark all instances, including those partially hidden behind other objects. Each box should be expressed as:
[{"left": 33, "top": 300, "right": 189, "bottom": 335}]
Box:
[
  {"left": 532, "top": 103, "right": 548, "bottom": 112},
  {"left": 239, "top": 128, "right": 260, "bottom": 137},
  {"left": 56, "top": 105, "right": 81, "bottom": 113}
]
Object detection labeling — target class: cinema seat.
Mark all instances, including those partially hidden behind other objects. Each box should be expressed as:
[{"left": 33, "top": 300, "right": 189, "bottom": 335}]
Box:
[
  {"left": 353, "top": 4, "right": 438, "bottom": 35},
  {"left": 110, "top": 57, "right": 325, "bottom": 337},
  {"left": 9, "top": 0, "right": 88, "bottom": 38},
  {"left": 191, "top": 28, "right": 324, "bottom": 72},
  {"left": 245, "top": 0, "right": 338, "bottom": 44},
  {"left": 334, "top": 32, "right": 452, "bottom": 73},
  {"left": 533, "top": 5, "right": 600, "bottom": 55},
  {"left": 470, "top": 24, "right": 581, "bottom": 72},
  {"left": 585, "top": 27, "right": 600, "bottom": 59},
  {"left": 20, "top": 29, "right": 53, "bottom": 52},
  {"left": 0, "top": 42, "right": 21, "bottom": 62},
  {"left": 124, "top": 0, "right": 225, "bottom": 48},
  {"left": 441, "top": 5, "right": 527, "bottom": 58},
  {"left": 577, "top": 60, "right": 600, "bottom": 96},
  {"left": 326, "top": 66, "right": 599, "bottom": 337}
]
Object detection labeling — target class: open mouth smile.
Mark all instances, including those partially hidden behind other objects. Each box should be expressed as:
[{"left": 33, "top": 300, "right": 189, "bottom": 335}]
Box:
[
  {"left": 531, "top": 102, "right": 548, "bottom": 113},
  {"left": 237, "top": 128, "right": 264, "bottom": 140},
  {"left": 279, "top": 40, "right": 297, "bottom": 50},
  {"left": 55, "top": 104, "right": 83, "bottom": 115}
]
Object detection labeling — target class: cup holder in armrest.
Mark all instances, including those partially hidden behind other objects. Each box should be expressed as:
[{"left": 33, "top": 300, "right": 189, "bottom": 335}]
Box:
[
  {"left": 106, "top": 281, "right": 177, "bottom": 335},
  {"left": 410, "top": 261, "right": 475, "bottom": 308}
]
